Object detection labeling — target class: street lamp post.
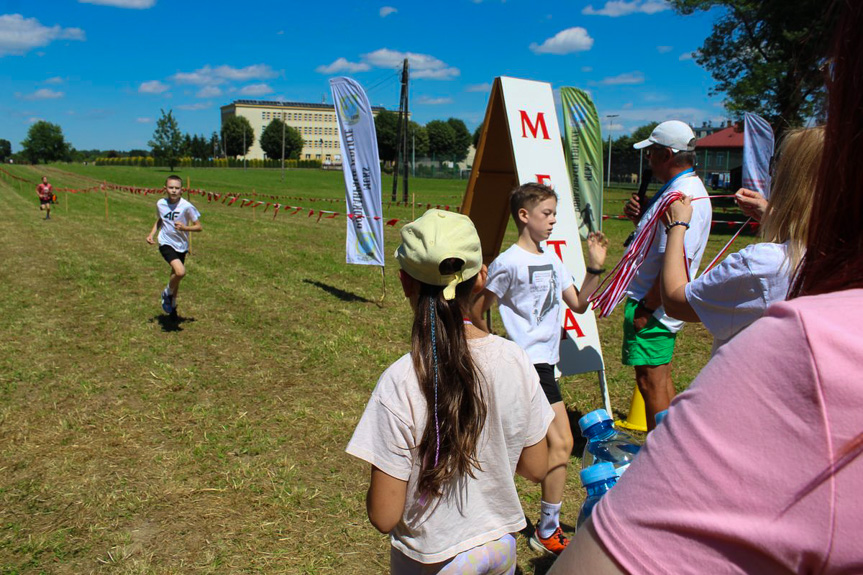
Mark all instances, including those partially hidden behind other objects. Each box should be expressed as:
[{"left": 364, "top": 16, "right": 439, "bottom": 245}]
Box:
[
  {"left": 319, "top": 138, "right": 324, "bottom": 165},
  {"left": 605, "top": 114, "right": 619, "bottom": 189}
]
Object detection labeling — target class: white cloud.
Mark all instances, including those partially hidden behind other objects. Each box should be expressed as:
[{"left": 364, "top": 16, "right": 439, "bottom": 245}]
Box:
[
  {"left": 177, "top": 102, "right": 210, "bottom": 111},
  {"left": 315, "top": 57, "right": 371, "bottom": 74},
  {"left": 238, "top": 83, "right": 273, "bottom": 96},
  {"left": 416, "top": 96, "right": 453, "bottom": 105},
  {"left": 28, "top": 117, "right": 44, "bottom": 124},
  {"left": 656, "top": 45, "right": 672, "bottom": 53},
  {"left": 622, "top": 102, "right": 633, "bottom": 109},
  {"left": 379, "top": 6, "right": 397, "bottom": 17},
  {"left": 362, "top": 48, "right": 459, "bottom": 79},
  {"left": 582, "top": 0, "right": 669, "bottom": 17},
  {"left": 679, "top": 51, "right": 696, "bottom": 61},
  {"left": 17, "top": 88, "right": 64, "bottom": 100},
  {"left": 465, "top": 83, "right": 491, "bottom": 92},
  {"left": 581, "top": 66, "right": 593, "bottom": 73},
  {"left": 139, "top": 80, "right": 169, "bottom": 94},
  {"left": 171, "top": 64, "right": 277, "bottom": 86},
  {"left": 529, "top": 27, "right": 594, "bottom": 55},
  {"left": 78, "top": 0, "right": 156, "bottom": 7},
  {"left": 136, "top": 117, "right": 151, "bottom": 123},
  {"left": 0, "top": 14, "right": 85, "bottom": 56},
  {"left": 593, "top": 71, "right": 645, "bottom": 85},
  {"left": 196, "top": 85, "right": 222, "bottom": 98},
  {"left": 45, "top": 76, "right": 64, "bottom": 84}
]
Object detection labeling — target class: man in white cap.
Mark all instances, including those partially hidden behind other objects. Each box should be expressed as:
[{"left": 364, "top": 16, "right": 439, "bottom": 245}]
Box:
[{"left": 621, "top": 120, "right": 712, "bottom": 429}]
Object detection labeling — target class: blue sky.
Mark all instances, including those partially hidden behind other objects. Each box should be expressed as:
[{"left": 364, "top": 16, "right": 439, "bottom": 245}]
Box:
[{"left": 1, "top": 0, "right": 729, "bottom": 152}]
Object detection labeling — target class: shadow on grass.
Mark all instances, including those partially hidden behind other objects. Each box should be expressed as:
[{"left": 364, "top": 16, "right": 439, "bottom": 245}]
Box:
[
  {"left": 303, "top": 279, "right": 373, "bottom": 304},
  {"left": 150, "top": 313, "right": 196, "bottom": 332}
]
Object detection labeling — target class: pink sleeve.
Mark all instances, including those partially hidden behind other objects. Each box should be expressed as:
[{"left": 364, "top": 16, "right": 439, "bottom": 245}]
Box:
[{"left": 591, "top": 303, "right": 836, "bottom": 574}]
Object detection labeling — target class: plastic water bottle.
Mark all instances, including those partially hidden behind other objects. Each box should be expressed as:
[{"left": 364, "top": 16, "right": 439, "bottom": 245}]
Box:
[
  {"left": 577, "top": 462, "right": 618, "bottom": 529},
  {"left": 654, "top": 409, "right": 669, "bottom": 426},
  {"left": 579, "top": 409, "right": 642, "bottom": 475}
]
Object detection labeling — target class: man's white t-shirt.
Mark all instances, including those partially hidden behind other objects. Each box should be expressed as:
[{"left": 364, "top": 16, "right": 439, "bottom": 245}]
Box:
[
  {"left": 485, "top": 245, "right": 574, "bottom": 365},
  {"left": 157, "top": 197, "right": 200, "bottom": 252},
  {"left": 346, "top": 334, "right": 554, "bottom": 565},
  {"left": 686, "top": 241, "right": 792, "bottom": 354},
  {"left": 626, "top": 173, "right": 712, "bottom": 332}
]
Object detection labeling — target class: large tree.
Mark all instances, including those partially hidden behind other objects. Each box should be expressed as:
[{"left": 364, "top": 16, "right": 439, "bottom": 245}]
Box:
[
  {"left": 670, "top": 0, "right": 836, "bottom": 131},
  {"left": 259, "top": 119, "right": 304, "bottom": 160},
  {"left": 374, "top": 110, "right": 400, "bottom": 162},
  {"left": 20, "top": 121, "right": 71, "bottom": 164},
  {"left": 148, "top": 109, "right": 183, "bottom": 170},
  {"left": 409, "top": 121, "right": 429, "bottom": 158},
  {"left": 221, "top": 115, "right": 254, "bottom": 158},
  {"left": 446, "top": 117, "right": 472, "bottom": 162},
  {"left": 426, "top": 120, "right": 457, "bottom": 161},
  {"left": 0, "top": 139, "right": 11, "bottom": 162}
]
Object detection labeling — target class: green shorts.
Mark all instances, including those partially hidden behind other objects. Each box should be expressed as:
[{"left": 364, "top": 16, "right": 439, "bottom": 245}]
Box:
[{"left": 621, "top": 299, "right": 677, "bottom": 366}]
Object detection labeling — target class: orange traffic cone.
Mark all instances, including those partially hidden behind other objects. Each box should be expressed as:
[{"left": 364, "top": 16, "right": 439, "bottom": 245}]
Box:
[{"left": 616, "top": 385, "right": 648, "bottom": 432}]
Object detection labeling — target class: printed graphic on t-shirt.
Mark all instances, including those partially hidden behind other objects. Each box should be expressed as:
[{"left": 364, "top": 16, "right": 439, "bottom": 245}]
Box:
[
  {"left": 162, "top": 209, "right": 181, "bottom": 223},
  {"left": 528, "top": 264, "right": 558, "bottom": 325}
]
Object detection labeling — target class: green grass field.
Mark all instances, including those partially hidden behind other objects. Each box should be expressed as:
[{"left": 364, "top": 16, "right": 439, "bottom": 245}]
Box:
[{"left": 0, "top": 164, "right": 753, "bottom": 574}]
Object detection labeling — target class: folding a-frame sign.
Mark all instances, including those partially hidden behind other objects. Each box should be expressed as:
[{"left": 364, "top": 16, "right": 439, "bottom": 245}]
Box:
[{"left": 462, "top": 76, "right": 611, "bottom": 415}]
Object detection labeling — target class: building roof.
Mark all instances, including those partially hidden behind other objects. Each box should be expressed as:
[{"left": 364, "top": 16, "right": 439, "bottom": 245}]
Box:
[
  {"left": 697, "top": 125, "right": 744, "bottom": 148},
  {"left": 222, "top": 99, "right": 387, "bottom": 113}
]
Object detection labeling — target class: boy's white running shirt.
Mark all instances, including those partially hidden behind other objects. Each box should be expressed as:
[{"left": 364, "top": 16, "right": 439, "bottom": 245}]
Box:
[
  {"left": 346, "top": 334, "right": 554, "bottom": 565},
  {"left": 485, "top": 244, "right": 574, "bottom": 365},
  {"left": 156, "top": 197, "right": 200, "bottom": 252}
]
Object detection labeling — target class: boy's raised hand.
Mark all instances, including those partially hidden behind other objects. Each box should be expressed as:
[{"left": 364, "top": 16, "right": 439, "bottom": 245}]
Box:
[{"left": 586, "top": 231, "right": 609, "bottom": 268}]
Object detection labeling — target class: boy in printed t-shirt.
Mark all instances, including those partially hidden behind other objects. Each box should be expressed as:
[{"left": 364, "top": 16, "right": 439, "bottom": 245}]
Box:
[
  {"left": 146, "top": 175, "right": 202, "bottom": 316},
  {"left": 471, "top": 182, "right": 608, "bottom": 556}
]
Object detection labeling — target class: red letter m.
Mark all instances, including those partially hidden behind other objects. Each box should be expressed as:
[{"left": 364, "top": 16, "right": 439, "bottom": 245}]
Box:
[{"left": 520, "top": 111, "right": 550, "bottom": 140}]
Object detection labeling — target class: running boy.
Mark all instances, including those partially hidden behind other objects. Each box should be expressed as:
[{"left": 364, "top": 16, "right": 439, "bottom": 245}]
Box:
[
  {"left": 146, "top": 175, "right": 202, "bottom": 316},
  {"left": 36, "top": 176, "right": 53, "bottom": 220},
  {"left": 470, "top": 182, "right": 608, "bottom": 556}
]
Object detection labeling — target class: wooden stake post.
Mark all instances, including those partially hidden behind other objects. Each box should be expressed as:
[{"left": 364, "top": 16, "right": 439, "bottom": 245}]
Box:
[{"left": 461, "top": 76, "right": 611, "bottom": 414}]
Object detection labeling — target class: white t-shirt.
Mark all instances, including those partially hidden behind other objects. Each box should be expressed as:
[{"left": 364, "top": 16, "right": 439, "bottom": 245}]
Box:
[
  {"left": 346, "top": 334, "right": 554, "bottom": 566},
  {"left": 686, "top": 241, "right": 791, "bottom": 354},
  {"left": 626, "top": 172, "right": 712, "bottom": 332},
  {"left": 156, "top": 197, "right": 200, "bottom": 252},
  {"left": 485, "top": 244, "right": 574, "bottom": 365}
]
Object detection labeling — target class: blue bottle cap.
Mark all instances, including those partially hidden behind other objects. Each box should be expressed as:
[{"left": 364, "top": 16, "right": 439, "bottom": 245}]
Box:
[
  {"left": 578, "top": 409, "right": 612, "bottom": 434},
  {"left": 580, "top": 462, "right": 617, "bottom": 487},
  {"left": 655, "top": 409, "right": 669, "bottom": 426}
]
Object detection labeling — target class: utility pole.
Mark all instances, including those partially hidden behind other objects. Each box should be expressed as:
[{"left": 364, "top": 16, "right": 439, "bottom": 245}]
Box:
[
  {"left": 605, "top": 114, "right": 619, "bottom": 188},
  {"left": 391, "top": 58, "right": 410, "bottom": 203}
]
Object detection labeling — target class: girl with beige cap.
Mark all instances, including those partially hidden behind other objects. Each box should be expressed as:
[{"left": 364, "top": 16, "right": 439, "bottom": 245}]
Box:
[{"left": 347, "top": 209, "right": 554, "bottom": 574}]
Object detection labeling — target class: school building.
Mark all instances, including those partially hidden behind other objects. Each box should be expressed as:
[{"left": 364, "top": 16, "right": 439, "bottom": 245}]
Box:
[{"left": 219, "top": 100, "right": 389, "bottom": 162}]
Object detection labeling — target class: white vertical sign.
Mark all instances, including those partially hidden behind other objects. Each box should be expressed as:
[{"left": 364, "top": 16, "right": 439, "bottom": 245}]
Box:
[
  {"left": 742, "top": 112, "right": 775, "bottom": 199},
  {"left": 498, "top": 77, "right": 604, "bottom": 375},
  {"left": 330, "top": 77, "right": 385, "bottom": 266}
]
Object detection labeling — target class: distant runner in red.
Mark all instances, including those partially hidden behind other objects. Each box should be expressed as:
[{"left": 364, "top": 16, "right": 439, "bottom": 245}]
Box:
[{"left": 36, "top": 175, "right": 53, "bottom": 220}]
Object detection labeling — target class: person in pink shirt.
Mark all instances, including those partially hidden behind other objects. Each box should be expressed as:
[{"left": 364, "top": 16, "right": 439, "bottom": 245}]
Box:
[
  {"left": 36, "top": 175, "right": 53, "bottom": 220},
  {"left": 549, "top": 2, "right": 863, "bottom": 573}
]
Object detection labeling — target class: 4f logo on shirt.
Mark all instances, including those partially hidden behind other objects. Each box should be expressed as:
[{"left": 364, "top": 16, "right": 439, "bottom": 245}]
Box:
[{"left": 164, "top": 211, "right": 180, "bottom": 221}]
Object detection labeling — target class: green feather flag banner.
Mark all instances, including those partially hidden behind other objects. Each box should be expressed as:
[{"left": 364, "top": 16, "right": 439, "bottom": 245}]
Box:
[{"left": 561, "top": 87, "right": 603, "bottom": 239}]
